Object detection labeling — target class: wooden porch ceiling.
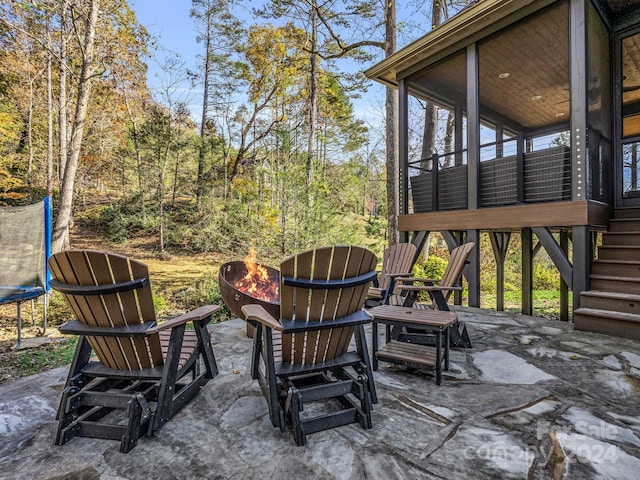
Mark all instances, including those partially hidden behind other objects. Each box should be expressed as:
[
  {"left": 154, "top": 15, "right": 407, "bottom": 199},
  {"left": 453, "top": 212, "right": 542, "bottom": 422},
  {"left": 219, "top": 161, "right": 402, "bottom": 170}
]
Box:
[
  {"left": 406, "top": 2, "right": 569, "bottom": 130},
  {"left": 366, "top": 0, "right": 640, "bottom": 132}
]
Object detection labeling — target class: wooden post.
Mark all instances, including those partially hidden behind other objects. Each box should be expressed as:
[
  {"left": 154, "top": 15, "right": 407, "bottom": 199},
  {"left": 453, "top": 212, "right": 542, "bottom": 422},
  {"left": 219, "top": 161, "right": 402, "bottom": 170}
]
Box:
[
  {"left": 560, "top": 230, "right": 569, "bottom": 321},
  {"left": 490, "top": 232, "right": 511, "bottom": 311},
  {"left": 522, "top": 228, "right": 533, "bottom": 315},
  {"left": 572, "top": 225, "right": 591, "bottom": 312}
]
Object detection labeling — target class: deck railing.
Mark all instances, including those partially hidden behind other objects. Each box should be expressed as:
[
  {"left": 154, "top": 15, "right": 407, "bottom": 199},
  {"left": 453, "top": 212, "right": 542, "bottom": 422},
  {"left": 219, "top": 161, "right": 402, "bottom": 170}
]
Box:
[{"left": 409, "top": 137, "right": 572, "bottom": 213}]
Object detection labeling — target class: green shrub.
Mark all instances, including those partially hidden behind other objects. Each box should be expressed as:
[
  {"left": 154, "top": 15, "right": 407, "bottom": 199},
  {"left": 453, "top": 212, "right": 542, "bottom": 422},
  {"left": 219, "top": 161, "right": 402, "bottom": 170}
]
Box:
[
  {"left": 533, "top": 262, "right": 559, "bottom": 290},
  {"left": 172, "top": 272, "right": 233, "bottom": 322},
  {"left": 409, "top": 256, "right": 448, "bottom": 302},
  {"left": 412, "top": 256, "right": 448, "bottom": 280},
  {"left": 98, "top": 204, "right": 129, "bottom": 243}
]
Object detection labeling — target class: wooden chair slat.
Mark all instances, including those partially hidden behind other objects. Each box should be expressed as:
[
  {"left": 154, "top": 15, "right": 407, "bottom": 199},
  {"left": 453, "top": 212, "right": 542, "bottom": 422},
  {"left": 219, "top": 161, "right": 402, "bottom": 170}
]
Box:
[
  {"left": 87, "top": 252, "right": 140, "bottom": 370},
  {"left": 110, "top": 255, "right": 158, "bottom": 368},
  {"left": 280, "top": 258, "right": 295, "bottom": 361},
  {"left": 67, "top": 251, "right": 127, "bottom": 370}
]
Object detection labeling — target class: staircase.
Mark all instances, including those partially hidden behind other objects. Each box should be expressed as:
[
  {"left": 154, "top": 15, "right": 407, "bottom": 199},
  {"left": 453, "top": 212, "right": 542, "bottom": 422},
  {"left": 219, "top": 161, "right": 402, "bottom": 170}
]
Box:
[{"left": 574, "top": 207, "right": 640, "bottom": 340}]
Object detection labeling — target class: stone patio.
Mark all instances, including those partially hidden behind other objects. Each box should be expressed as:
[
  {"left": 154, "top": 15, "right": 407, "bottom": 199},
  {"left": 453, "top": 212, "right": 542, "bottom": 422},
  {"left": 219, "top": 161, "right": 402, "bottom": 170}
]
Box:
[{"left": 2, "top": 308, "right": 640, "bottom": 479}]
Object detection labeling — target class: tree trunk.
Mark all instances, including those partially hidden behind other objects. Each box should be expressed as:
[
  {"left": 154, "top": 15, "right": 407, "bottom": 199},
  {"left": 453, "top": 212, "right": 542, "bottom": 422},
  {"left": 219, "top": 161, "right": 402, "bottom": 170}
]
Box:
[
  {"left": 196, "top": 13, "right": 212, "bottom": 209},
  {"left": 58, "top": 0, "right": 68, "bottom": 186},
  {"left": 444, "top": 110, "right": 455, "bottom": 168},
  {"left": 421, "top": 103, "right": 437, "bottom": 171},
  {"left": 52, "top": 0, "right": 100, "bottom": 253},
  {"left": 307, "top": 4, "right": 318, "bottom": 198},
  {"left": 385, "top": 1, "right": 398, "bottom": 245}
]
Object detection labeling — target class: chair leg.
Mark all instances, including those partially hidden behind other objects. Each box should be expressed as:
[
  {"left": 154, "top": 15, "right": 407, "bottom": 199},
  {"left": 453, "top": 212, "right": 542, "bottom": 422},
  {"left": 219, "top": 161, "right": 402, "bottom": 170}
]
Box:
[
  {"left": 450, "top": 320, "right": 472, "bottom": 348},
  {"left": 356, "top": 374, "right": 373, "bottom": 430},
  {"left": 153, "top": 324, "right": 185, "bottom": 432},
  {"left": 355, "top": 325, "right": 377, "bottom": 404},
  {"left": 56, "top": 337, "right": 92, "bottom": 421},
  {"left": 194, "top": 319, "right": 218, "bottom": 378},
  {"left": 55, "top": 386, "right": 80, "bottom": 446},
  {"left": 251, "top": 323, "right": 263, "bottom": 380},
  {"left": 121, "top": 393, "right": 151, "bottom": 453},
  {"left": 287, "top": 386, "right": 306, "bottom": 446}
]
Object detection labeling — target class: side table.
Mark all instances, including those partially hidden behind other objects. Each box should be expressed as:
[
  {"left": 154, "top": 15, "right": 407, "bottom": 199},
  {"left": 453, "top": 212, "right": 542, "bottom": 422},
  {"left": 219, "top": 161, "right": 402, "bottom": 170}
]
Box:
[{"left": 368, "top": 305, "right": 458, "bottom": 385}]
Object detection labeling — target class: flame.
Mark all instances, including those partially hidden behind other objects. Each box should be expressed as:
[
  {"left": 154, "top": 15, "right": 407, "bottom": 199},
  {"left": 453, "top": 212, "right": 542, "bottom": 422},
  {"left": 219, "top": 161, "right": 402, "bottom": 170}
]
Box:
[{"left": 235, "top": 247, "right": 279, "bottom": 303}]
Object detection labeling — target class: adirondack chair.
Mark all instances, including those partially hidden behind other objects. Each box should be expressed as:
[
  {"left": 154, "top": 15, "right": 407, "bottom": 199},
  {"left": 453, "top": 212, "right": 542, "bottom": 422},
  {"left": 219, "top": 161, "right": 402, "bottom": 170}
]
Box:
[
  {"left": 390, "top": 242, "right": 475, "bottom": 348},
  {"left": 242, "top": 246, "right": 378, "bottom": 446},
  {"left": 48, "top": 250, "right": 219, "bottom": 453},
  {"left": 365, "top": 242, "right": 417, "bottom": 308}
]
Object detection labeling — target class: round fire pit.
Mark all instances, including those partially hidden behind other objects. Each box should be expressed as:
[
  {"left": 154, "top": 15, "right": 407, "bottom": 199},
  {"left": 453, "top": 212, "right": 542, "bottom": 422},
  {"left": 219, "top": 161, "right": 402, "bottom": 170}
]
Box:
[{"left": 218, "top": 261, "right": 280, "bottom": 337}]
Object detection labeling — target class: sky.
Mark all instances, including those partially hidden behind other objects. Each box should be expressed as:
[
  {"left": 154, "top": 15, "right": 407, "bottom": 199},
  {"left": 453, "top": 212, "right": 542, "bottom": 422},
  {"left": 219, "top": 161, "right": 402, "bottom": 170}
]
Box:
[{"left": 129, "top": 0, "right": 386, "bottom": 133}]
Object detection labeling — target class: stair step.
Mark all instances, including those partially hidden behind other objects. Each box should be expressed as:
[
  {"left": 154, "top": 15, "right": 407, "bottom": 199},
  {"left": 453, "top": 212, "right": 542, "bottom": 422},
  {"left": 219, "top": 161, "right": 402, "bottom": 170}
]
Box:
[
  {"left": 614, "top": 207, "right": 640, "bottom": 219},
  {"left": 591, "top": 260, "right": 640, "bottom": 278},
  {"left": 590, "top": 275, "right": 640, "bottom": 295},
  {"left": 580, "top": 290, "right": 640, "bottom": 315},
  {"left": 597, "top": 245, "right": 640, "bottom": 261},
  {"left": 601, "top": 232, "right": 640, "bottom": 246},
  {"left": 574, "top": 307, "right": 640, "bottom": 340},
  {"left": 608, "top": 218, "right": 640, "bottom": 232}
]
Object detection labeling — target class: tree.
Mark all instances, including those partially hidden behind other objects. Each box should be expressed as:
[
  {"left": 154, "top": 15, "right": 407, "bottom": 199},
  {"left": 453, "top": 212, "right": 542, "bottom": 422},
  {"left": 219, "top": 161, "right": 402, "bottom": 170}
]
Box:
[
  {"left": 191, "top": 0, "right": 242, "bottom": 208},
  {"left": 53, "top": 0, "right": 100, "bottom": 251}
]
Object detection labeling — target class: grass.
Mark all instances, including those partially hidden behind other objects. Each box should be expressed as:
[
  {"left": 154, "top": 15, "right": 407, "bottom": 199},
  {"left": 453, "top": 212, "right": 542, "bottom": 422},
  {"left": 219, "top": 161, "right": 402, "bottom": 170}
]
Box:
[
  {"left": 16, "top": 337, "right": 78, "bottom": 376},
  {"left": 481, "top": 289, "right": 572, "bottom": 319}
]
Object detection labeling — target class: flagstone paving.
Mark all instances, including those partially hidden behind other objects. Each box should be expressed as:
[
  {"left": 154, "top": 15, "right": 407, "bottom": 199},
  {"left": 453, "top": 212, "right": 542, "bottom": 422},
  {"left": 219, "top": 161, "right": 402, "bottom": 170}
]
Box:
[{"left": 1, "top": 308, "right": 640, "bottom": 479}]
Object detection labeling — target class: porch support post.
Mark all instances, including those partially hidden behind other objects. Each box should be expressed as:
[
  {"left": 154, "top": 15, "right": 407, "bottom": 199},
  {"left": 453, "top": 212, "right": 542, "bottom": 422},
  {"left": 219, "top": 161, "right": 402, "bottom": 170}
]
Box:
[
  {"left": 489, "top": 232, "right": 511, "bottom": 311},
  {"left": 570, "top": 0, "right": 588, "bottom": 202},
  {"left": 464, "top": 43, "right": 480, "bottom": 308},
  {"left": 398, "top": 78, "right": 409, "bottom": 217},
  {"left": 572, "top": 226, "right": 591, "bottom": 312},
  {"left": 398, "top": 78, "right": 410, "bottom": 243},
  {"left": 522, "top": 227, "right": 533, "bottom": 315},
  {"left": 560, "top": 230, "right": 569, "bottom": 321},
  {"left": 466, "top": 43, "right": 479, "bottom": 210}
]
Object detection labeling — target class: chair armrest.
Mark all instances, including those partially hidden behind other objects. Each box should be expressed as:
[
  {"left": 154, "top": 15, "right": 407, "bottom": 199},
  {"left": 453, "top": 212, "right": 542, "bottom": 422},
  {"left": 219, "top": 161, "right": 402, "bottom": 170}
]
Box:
[
  {"left": 367, "top": 286, "right": 384, "bottom": 299},
  {"left": 396, "top": 284, "right": 463, "bottom": 293},
  {"left": 148, "top": 304, "right": 220, "bottom": 333},
  {"left": 395, "top": 277, "right": 439, "bottom": 285},
  {"left": 279, "top": 309, "right": 371, "bottom": 333},
  {"left": 241, "top": 304, "right": 283, "bottom": 331},
  {"left": 383, "top": 272, "right": 413, "bottom": 279},
  {"left": 59, "top": 319, "right": 156, "bottom": 337}
]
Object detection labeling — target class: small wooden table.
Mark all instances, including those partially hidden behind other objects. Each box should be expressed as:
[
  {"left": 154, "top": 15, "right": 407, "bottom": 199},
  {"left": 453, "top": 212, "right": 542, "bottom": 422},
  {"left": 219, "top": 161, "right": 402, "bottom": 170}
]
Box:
[{"left": 368, "top": 305, "right": 458, "bottom": 385}]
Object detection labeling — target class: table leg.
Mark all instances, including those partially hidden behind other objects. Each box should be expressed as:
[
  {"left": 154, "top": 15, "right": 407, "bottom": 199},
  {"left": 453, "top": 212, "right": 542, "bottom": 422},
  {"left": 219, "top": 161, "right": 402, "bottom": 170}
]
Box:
[
  {"left": 435, "top": 329, "right": 442, "bottom": 385},
  {"left": 372, "top": 321, "right": 379, "bottom": 371},
  {"left": 444, "top": 326, "right": 450, "bottom": 371}
]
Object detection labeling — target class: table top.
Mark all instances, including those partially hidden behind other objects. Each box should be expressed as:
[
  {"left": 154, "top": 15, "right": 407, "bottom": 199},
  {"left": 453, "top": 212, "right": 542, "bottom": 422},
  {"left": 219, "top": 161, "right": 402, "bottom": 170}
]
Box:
[{"left": 368, "top": 305, "right": 457, "bottom": 327}]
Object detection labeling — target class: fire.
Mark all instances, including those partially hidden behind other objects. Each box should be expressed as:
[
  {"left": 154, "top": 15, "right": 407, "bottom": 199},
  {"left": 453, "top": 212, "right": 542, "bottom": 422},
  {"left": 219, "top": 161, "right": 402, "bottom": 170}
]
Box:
[{"left": 235, "top": 247, "right": 279, "bottom": 303}]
